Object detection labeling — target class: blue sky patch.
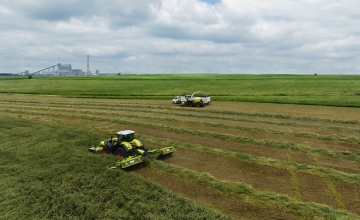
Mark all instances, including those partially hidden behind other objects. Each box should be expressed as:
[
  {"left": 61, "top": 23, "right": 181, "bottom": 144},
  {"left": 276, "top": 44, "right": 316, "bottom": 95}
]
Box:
[{"left": 200, "top": 0, "right": 221, "bottom": 5}]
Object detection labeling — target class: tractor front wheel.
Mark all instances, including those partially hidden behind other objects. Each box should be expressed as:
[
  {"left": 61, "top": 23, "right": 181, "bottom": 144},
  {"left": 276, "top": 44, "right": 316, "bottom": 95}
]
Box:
[
  {"left": 116, "top": 148, "right": 126, "bottom": 158},
  {"left": 102, "top": 147, "right": 110, "bottom": 154}
]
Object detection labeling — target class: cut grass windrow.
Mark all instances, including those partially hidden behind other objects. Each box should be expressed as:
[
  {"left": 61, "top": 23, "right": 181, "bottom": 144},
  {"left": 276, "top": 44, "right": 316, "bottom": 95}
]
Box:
[
  {"left": 1, "top": 107, "right": 360, "bottom": 163},
  {"left": 3, "top": 100, "right": 360, "bottom": 136},
  {"left": 1, "top": 99, "right": 359, "bottom": 125},
  {"left": 2, "top": 104, "right": 360, "bottom": 145},
  {"left": 4, "top": 100, "right": 360, "bottom": 138},
  {"left": 149, "top": 160, "right": 359, "bottom": 220},
  {"left": 2, "top": 109, "right": 359, "bottom": 187},
  {"left": 175, "top": 107, "right": 360, "bottom": 125},
  {"left": 140, "top": 134, "right": 360, "bottom": 186}
]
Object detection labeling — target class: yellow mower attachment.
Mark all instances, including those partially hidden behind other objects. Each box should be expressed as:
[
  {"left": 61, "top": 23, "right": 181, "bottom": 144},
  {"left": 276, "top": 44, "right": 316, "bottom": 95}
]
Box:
[
  {"left": 88, "top": 145, "right": 104, "bottom": 154},
  {"left": 109, "top": 155, "right": 144, "bottom": 169},
  {"left": 109, "top": 146, "right": 175, "bottom": 169},
  {"left": 158, "top": 146, "right": 175, "bottom": 155}
]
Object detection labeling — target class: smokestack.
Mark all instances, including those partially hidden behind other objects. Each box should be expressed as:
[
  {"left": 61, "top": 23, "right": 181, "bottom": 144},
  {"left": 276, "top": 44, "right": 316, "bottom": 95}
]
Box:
[{"left": 87, "top": 55, "right": 89, "bottom": 76}]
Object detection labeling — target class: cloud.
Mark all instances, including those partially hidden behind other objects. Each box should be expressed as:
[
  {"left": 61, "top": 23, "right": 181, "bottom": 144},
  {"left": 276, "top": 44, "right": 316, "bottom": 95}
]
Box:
[
  {"left": 5, "top": 1, "right": 92, "bottom": 21},
  {"left": 0, "top": 0, "right": 360, "bottom": 74}
]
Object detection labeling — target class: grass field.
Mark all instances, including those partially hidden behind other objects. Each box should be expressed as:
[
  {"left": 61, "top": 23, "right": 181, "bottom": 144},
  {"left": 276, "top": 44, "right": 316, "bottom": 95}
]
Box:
[
  {"left": 0, "top": 74, "right": 360, "bottom": 219},
  {"left": 1, "top": 74, "right": 360, "bottom": 106}
]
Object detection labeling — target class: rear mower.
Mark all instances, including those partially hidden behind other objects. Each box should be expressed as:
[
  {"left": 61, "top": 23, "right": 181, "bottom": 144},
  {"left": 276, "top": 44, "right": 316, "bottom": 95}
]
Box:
[{"left": 88, "top": 130, "right": 175, "bottom": 169}]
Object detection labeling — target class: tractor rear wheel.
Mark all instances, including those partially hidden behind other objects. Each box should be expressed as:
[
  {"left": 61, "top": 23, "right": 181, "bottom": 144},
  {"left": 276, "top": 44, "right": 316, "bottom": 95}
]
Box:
[{"left": 116, "top": 148, "right": 126, "bottom": 158}]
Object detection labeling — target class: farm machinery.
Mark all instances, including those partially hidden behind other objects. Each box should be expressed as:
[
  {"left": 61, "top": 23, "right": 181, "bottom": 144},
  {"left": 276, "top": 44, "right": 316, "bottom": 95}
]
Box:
[
  {"left": 172, "top": 91, "right": 211, "bottom": 107},
  {"left": 181, "top": 97, "right": 206, "bottom": 107},
  {"left": 88, "top": 130, "right": 175, "bottom": 169}
]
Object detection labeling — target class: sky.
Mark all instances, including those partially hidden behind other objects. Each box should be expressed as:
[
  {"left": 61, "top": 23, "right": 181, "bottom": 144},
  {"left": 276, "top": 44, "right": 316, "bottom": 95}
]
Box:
[{"left": 1, "top": 0, "right": 360, "bottom": 74}]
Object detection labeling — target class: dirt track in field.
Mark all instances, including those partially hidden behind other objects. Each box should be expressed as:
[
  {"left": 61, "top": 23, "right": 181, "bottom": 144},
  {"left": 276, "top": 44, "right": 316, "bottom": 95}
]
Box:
[{"left": 0, "top": 94, "right": 359, "bottom": 219}]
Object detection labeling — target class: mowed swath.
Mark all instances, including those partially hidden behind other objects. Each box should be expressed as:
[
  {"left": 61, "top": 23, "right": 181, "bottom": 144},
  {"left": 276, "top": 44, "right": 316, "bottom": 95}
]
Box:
[{"left": 0, "top": 94, "right": 359, "bottom": 219}]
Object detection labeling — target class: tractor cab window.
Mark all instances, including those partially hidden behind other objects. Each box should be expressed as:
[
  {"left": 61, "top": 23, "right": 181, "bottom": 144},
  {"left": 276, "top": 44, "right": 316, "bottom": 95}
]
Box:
[
  {"left": 128, "top": 133, "right": 134, "bottom": 141},
  {"left": 119, "top": 134, "right": 134, "bottom": 142},
  {"left": 117, "top": 134, "right": 126, "bottom": 142},
  {"left": 117, "top": 131, "right": 135, "bottom": 142}
]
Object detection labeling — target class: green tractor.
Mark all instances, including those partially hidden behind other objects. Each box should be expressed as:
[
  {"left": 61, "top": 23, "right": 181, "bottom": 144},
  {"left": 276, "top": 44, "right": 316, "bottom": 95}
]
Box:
[{"left": 89, "top": 130, "right": 175, "bottom": 169}]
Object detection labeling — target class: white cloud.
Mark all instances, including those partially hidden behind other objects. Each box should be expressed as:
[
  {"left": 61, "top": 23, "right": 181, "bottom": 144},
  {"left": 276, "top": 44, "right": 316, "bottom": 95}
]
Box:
[{"left": 0, "top": 0, "right": 360, "bottom": 74}]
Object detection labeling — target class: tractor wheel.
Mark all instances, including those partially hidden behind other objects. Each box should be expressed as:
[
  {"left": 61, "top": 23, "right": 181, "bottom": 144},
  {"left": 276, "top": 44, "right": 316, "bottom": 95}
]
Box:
[
  {"left": 102, "top": 147, "right": 110, "bottom": 154},
  {"left": 116, "top": 148, "right": 126, "bottom": 158},
  {"left": 196, "top": 102, "right": 201, "bottom": 107}
]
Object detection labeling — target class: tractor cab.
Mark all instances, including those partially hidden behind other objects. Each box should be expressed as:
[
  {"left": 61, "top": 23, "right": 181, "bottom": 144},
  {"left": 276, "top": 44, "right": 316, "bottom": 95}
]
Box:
[
  {"left": 116, "top": 130, "right": 135, "bottom": 143},
  {"left": 116, "top": 130, "right": 145, "bottom": 150}
]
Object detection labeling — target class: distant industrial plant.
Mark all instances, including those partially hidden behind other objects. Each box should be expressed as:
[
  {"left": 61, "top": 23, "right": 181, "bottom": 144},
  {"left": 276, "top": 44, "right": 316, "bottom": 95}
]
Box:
[
  {"left": 27, "top": 55, "right": 99, "bottom": 76},
  {"left": 22, "top": 64, "right": 99, "bottom": 76},
  {"left": 0, "top": 55, "right": 100, "bottom": 76},
  {"left": 26, "top": 63, "right": 99, "bottom": 76}
]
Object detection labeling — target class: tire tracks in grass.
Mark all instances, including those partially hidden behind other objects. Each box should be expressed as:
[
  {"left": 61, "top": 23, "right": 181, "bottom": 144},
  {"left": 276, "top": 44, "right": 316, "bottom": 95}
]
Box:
[
  {"left": 312, "top": 155, "right": 346, "bottom": 211},
  {"left": 286, "top": 154, "right": 302, "bottom": 202}
]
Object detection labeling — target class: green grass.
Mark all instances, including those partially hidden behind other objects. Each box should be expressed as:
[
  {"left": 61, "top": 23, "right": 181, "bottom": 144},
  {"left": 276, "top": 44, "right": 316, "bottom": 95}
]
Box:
[
  {"left": 0, "top": 115, "right": 231, "bottom": 220},
  {"left": 2, "top": 74, "right": 360, "bottom": 107}
]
